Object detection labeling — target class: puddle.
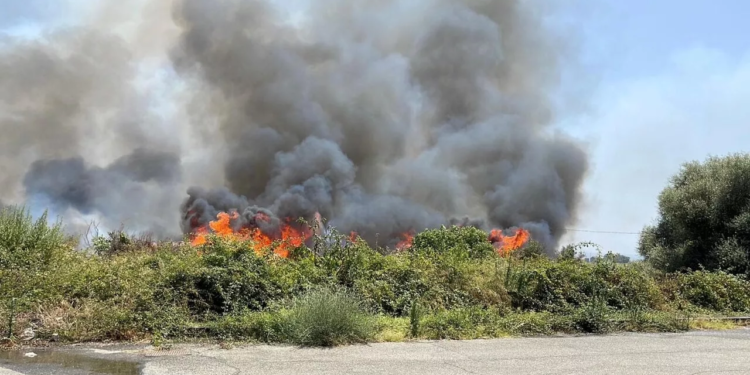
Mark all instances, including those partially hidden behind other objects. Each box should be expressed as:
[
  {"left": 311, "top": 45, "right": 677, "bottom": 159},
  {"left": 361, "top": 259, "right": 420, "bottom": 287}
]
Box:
[{"left": 0, "top": 349, "right": 139, "bottom": 375}]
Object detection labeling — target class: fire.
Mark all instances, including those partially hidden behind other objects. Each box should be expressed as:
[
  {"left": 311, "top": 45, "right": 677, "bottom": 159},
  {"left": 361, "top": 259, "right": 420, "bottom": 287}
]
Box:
[
  {"left": 190, "top": 211, "right": 312, "bottom": 258},
  {"left": 191, "top": 212, "right": 531, "bottom": 259},
  {"left": 191, "top": 212, "right": 237, "bottom": 246},
  {"left": 395, "top": 230, "right": 415, "bottom": 251},
  {"left": 489, "top": 228, "right": 530, "bottom": 256},
  {"left": 191, "top": 227, "right": 209, "bottom": 246}
]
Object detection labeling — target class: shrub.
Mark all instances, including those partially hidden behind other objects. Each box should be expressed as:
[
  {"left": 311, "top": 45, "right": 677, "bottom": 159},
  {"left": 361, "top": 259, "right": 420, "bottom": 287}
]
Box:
[
  {"left": 0, "top": 206, "right": 67, "bottom": 270},
  {"left": 676, "top": 271, "right": 750, "bottom": 313},
  {"left": 420, "top": 307, "right": 498, "bottom": 340},
  {"left": 409, "top": 301, "right": 422, "bottom": 338},
  {"left": 419, "top": 308, "right": 578, "bottom": 339},
  {"left": 411, "top": 226, "right": 496, "bottom": 259},
  {"left": 333, "top": 243, "right": 509, "bottom": 314},
  {"left": 279, "top": 288, "right": 375, "bottom": 347},
  {"left": 572, "top": 299, "right": 611, "bottom": 333},
  {"left": 207, "top": 311, "right": 285, "bottom": 342},
  {"left": 614, "top": 310, "right": 689, "bottom": 333},
  {"left": 92, "top": 229, "right": 157, "bottom": 256},
  {"left": 516, "top": 240, "right": 545, "bottom": 259},
  {"left": 167, "top": 236, "right": 323, "bottom": 314},
  {"left": 331, "top": 245, "right": 433, "bottom": 314},
  {"left": 501, "top": 256, "right": 663, "bottom": 313},
  {"left": 1, "top": 213, "right": 747, "bottom": 345}
]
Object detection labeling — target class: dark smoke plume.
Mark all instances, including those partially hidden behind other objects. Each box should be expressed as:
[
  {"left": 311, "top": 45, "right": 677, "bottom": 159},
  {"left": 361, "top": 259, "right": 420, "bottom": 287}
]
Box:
[
  {"left": 23, "top": 149, "right": 182, "bottom": 234},
  {"left": 173, "top": 0, "right": 588, "bottom": 251},
  {"left": 1, "top": 0, "right": 588, "bottom": 252},
  {"left": 0, "top": 14, "right": 187, "bottom": 236}
]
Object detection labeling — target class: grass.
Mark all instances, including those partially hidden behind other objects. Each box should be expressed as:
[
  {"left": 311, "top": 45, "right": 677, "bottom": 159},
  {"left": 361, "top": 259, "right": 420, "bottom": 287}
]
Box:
[
  {"left": 1, "top": 205, "right": 749, "bottom": 347},
  {"left": 689, "top": 319, "right": 742, "bottom": 331},
  {"left": 279, "top": 288, "right": 376, "bottom": 346}
]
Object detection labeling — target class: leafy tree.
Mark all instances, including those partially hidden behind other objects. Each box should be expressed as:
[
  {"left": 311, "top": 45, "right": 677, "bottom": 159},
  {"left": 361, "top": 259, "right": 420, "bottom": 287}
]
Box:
[{"left": 639, "top": 153, "right": 750, "bottom": 276}]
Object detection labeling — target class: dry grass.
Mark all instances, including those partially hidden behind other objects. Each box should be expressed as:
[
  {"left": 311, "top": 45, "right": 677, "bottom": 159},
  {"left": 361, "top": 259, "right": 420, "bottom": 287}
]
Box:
[{"left": 689, "top": 319, "right": 741, "bottom": 331}]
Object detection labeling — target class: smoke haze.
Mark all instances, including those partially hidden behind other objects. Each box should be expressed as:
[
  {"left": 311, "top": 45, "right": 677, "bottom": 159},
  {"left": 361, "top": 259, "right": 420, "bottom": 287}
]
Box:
[{"left": 0, "top": 0, "right": 589, "bottom": 252}]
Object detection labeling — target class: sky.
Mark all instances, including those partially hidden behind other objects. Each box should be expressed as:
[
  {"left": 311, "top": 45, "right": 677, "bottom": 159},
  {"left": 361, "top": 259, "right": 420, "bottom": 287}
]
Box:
[
  {"left": 1, "top": 0, "right": 748, "bottom": 258},
  {"left": 559, "top": 0, "right": 750, "bottom": 257}
]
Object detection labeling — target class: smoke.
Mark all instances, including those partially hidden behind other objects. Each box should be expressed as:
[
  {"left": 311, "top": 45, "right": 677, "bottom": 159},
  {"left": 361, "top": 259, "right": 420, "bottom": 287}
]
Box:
[
  {"left": 1, "top": 0, "right": 589, "bottom": 252},
  {"left": 23, "top": 149, "right": 182, "bottom": 234},
  {"left": 0, "top": 2, "right": 189, "bottom": 237},
  {"left": 172, "top": 0, "right": 588, "bottom": 251}
]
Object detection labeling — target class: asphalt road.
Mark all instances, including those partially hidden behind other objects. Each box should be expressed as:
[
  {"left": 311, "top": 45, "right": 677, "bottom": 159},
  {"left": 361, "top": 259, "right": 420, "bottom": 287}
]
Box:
[{"left": 2, "top": 329, "right": 750, "bottom": 375}]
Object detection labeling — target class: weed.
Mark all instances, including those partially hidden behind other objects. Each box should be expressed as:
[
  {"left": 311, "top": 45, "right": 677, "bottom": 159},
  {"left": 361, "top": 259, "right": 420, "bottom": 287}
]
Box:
[
  {"left": 1, "top": 208, "right": 748, "bottom": 346},
  {"left": 409, "top": 300, "right": 422, "bottom": 338},
  {"left": 279, "top": 288, "right": 376, "bottom": 347}
]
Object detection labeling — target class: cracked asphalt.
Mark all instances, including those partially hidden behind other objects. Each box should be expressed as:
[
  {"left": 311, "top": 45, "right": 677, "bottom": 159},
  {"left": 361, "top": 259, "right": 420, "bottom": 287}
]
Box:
[{"left": 2, "top": 329, "right": 749, "bottom": 374}]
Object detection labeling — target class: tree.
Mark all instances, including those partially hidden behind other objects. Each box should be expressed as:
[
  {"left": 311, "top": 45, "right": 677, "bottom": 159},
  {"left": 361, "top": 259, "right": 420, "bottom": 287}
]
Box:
[
  {"left": 587, "top": 253, "right": 630, "bottom": 264},
  {"left": 639, "top": 153, "right": 750, "bottom": 276}
]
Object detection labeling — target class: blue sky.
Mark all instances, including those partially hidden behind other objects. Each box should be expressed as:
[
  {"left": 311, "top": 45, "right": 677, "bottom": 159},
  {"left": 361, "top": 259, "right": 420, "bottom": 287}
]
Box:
[
  {"left": 2, "top": 0, "right": 748, "bottom": 258},
  {"left": 560, "top": 0, "right": 750, "bottom": 257}
]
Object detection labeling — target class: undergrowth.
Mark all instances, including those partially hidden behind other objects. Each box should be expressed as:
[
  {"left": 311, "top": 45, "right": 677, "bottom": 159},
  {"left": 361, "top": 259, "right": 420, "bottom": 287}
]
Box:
[{"left": 1, "top": 206, "right": 748, "bottom": 347}]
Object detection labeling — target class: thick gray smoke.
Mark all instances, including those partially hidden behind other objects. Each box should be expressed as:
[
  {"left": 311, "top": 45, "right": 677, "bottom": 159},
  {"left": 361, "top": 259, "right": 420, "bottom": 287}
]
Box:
[
  {"left": 174, "top": 0, "right": 588, "bottom": 250},
  {"left": 1, "top": 0, "right": 588, "bottom": 252},
  {"left": 0, "top": 16, "right": 186, "bottom": 236},
  {"left": 24, "top": 149, "right": 182, "bottom": 234}
]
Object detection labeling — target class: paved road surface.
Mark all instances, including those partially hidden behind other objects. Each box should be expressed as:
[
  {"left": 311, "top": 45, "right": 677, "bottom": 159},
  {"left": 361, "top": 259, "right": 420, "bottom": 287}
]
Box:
[{"left": 2, "top": 329, "right": 750, "bottom": 374}]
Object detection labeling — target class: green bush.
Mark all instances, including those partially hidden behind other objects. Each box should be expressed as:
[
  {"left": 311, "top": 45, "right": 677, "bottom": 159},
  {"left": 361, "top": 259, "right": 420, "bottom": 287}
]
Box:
[
  {"left": 206, "top": 311, "right": 285, "bottom": 342},
  {"left": 420, "top": 307, "right": 493, "bottom": 340},
  {"left": 1, "top": 209, "right": 747, "bottom": 346},
  {"left": 168, "top": 236, "right": 324, "bottom": 314},
  {"left": 91, "top": 229, "right": 157, "bottom": 256},
  {"left": 572, "top": 299, "right": 611, "bottom": 333},
  {"left": 639, "top": 153, "right": 750, "bottom": 276},
  {"left": 419, "top": 308, "right": 579, "bottom": 339},
  {"left": 278, "top": 288, "right": 376, "bottom": 347},
  {"left": 0, "top": 206, "right": 67, "bottom": 270},
  {"left": 503, "top": 257, "right": 662, "bottom": 313},
  {"left": 411, "top": 226, "right": 496, "bottom": 259},
  {"left": 330, "top": 240, "right": 491, "bottom": 315},
  {"left": 676, "top": 271, "right": 750, "bottom": 313}
]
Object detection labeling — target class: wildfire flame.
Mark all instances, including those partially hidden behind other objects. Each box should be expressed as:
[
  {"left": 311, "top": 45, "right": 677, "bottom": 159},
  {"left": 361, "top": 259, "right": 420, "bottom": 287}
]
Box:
[
  {"left": 190, "top": 211, "right": 312, "bottom": 258},
  {"left": 191, "top": 212, "right": 530, "bottom": 258},
  {"left": 395, "top": 230, "right": 415, "bottom": 251},
  {"left": 191, "top": 211, "right": 236, "bottom": 246},
  {"left": 489, "top": 228, "right": 531, "bottom": 256}
]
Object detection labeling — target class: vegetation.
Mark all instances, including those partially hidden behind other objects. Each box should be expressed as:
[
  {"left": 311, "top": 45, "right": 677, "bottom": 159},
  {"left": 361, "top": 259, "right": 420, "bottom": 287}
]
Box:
[
  {"left": 639, "top": 153, "right": 750, "bottom": 276},
  {"left": 0, "top": 205, "right": 749, "bottom": 348}
]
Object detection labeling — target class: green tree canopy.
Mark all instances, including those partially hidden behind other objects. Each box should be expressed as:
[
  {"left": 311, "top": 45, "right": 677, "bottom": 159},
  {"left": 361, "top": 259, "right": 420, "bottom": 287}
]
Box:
[{"left": 639, "top": 153, "right": 750, "bottom": 276}]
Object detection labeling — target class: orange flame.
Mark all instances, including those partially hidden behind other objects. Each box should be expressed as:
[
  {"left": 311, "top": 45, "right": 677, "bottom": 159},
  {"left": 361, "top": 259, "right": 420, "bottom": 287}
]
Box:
[
  {"left": 191, "top": 212, "right": 238, "bottom": 246},
  {"left": 489, "top": 228, "right": 530, "bottom": 256},
  {"left": 192, "top": 213, "right": 532, "bottom": 259},
  {"left": 395, "top": 230, "right": 415, "bottom": 251},
  {"left": 190, "top": 211, "right": 312, "bottom": 258}
]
